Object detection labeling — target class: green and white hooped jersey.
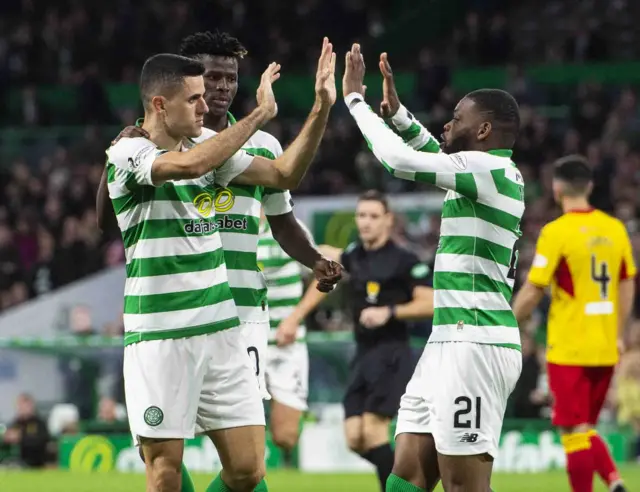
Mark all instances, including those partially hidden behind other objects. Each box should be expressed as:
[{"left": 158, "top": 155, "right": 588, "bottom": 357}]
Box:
[
  {"left": 191, "top": 116, "right": 292, "bottom": 324},
  {"left": 106, "top": 136, "right": 253, "bottom": 345},
  {"left": 257, "top": 220, "right": 308, "bottom": 342},
  {"left": 347, "top": 95, "right": 525, "bottom": 349}
]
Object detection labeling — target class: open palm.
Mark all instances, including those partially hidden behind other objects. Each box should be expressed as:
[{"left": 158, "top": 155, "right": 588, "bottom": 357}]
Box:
[{"left": 315, "top": 37, "right": 337, "bottom": 106}]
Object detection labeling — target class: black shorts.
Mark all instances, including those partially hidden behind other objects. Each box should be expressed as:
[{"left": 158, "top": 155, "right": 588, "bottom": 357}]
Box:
[{"left": 343, "top": 341, "right": 416, "bottom": 419}]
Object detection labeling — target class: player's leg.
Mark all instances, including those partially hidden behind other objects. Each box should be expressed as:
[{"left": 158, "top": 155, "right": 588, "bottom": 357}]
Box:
[
  {"left": 198, "top": 327, "right": 268, "bottom": 492},
  {"left": 137, "top": 438, "right": 196, "bottom": 492},
  {"left": 265, "top": 342, "right": 308, "bottom": 460},
  {"left": 586, "top": 366, "right": 626, "bottom": 491},
  {"left": 547, "top": 363, "right": 597, "bottom": 492},
  {"left": 124, "top": 338, "right": 202, "bottom": 491},
  {"left": 432, "top": 343, "right": 522, "bottom": 492},
  {"left": 388, "top": 345, "right": 441, "bottom": 492}
]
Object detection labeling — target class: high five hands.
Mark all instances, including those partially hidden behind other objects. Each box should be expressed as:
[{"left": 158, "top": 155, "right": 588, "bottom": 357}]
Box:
[{"left": 342, "top": 43, "right": 402, "bottom": 118}]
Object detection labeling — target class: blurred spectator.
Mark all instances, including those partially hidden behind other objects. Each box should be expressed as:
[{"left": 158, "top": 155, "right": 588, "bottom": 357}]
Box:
[
  {"left": 97, "top": 397, "right": 125, "bottom": 424},
  {"left": 2, "top": 394, "right": 51, "bottom": 468}
]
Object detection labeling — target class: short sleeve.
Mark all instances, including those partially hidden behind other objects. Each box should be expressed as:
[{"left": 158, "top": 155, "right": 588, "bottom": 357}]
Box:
[
  {"left": 263, "top": 189, "right": 293, "bottom": 216},
  {"left": 106, "top": 138, "right": 165, "bottom": 188},
  {"left": 214, "top": 149, "right": 254, "bottom": 187},
  {"left": 527, "top": 224, "right": 563, "bottom": 288}
]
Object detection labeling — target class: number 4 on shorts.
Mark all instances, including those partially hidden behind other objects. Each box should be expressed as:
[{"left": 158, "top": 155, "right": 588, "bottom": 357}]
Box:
[{"left": 453, "top": 396, "right": 481, "bottom": 429}]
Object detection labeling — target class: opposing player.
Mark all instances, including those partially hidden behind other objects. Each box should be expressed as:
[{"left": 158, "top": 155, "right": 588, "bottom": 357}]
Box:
[
  {"left": 513, "top": 155, "right": 635, "bottom": 492},
  {"left": 343, "top": 44, "right": 524, "bottom": 492},
  {"left": 106, "top": 40, "right": 336, "bottom": 492}
]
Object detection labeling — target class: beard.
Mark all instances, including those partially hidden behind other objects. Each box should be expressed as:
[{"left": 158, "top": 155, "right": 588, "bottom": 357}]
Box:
[{"left": 441, "top": 131, "right": 474, "bottom": 154}]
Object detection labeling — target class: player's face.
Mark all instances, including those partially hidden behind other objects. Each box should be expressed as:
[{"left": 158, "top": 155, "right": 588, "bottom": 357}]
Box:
[
  {"left": 355, "top": 200, "right": 391, "bottom": 243},
  {"left": 162, "top": 76, "right": 208, "bottom": 138},
  {"left": 201, "top": 55, "right": 239, "bottom": 117},
  {"left": 441, "top": 97, "right": 488, "bottom": 154}
]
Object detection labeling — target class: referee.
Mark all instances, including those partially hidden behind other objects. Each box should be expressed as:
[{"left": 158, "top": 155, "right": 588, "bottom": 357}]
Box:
[{"left": 287, "top": 190, "right": 433, "bottom": 491}]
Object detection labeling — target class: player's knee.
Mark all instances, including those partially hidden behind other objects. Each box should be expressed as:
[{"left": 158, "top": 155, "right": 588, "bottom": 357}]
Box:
[
  {"left": 146, "top": 455, "right": 181, "bottom": 492},
  {"left": 224, "top": 459, "right": 265, "bottom": 491},
  {"left": 271, "top": 425, "right": 299, "bottom": 451},
  {"left": 225, "top": 466, "right": 266, "bottom": 492},
  {"left": 390, "top": 462, "right": 426, "bottom": 489}
]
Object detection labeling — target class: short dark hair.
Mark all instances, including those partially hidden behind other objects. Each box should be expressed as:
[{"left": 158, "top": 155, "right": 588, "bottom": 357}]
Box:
[
  {"left": 139, "top": 53, "right": 205, "bottom": 109},
  {"left": 358, "top": 190, "right": 389, "bottom": 212},
  {"left": 465, "top": 88, "right": 520, "bottom": 147},
  {"left": 179, "top": 31, "right": 248, "bottom": 59},
  {"left": 553, "top": 154, "right": 593, "bottom": 195}
]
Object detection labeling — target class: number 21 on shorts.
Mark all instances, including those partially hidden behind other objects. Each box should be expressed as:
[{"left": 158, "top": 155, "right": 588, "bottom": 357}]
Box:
[{"left": 453, "top": 396, "right": 482, "bottom": 429}]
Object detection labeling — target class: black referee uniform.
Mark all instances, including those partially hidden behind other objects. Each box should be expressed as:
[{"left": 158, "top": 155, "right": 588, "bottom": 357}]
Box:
[{"left": 341, "top": 239, "right": 432, "bottom": 419}]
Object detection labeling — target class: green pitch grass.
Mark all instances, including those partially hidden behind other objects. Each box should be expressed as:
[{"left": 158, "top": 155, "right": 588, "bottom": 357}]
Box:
[{"left": 2, "top": 467, "right": 640, "bottom": 491}]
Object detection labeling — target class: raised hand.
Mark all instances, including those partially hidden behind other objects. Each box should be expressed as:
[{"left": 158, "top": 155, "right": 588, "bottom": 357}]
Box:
[
  {"left": 342, "top": 43, "right": 366, "bottom": 98},
  {"left": 315, "top": 37, "right": 337, "bottom": 107},
  {"left": 256, "top": 62, "right": 282, "bottom": 120},
  {"left": 379, "top": 53, "right": 401, "bottom": 118}
]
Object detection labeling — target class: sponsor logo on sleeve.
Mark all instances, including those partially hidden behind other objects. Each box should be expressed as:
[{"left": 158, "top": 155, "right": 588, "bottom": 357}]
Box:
[
  {"left": 130, "top": 146, "right": 155, "bottom": 170},
  {"left": 451, "top": 154, "right": 468, "bottom": 171}
]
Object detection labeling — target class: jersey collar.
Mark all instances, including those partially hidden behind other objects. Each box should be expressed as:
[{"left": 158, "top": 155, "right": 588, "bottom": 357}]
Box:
[
  {"left": 567, "top": 207, "right": 595, "bottom": 214},
  {"left": 227, "top": 112, "right": 236, "bottom": 126},
  {"left": 486, "top": 149, "right": 513, "bottom": 158}
]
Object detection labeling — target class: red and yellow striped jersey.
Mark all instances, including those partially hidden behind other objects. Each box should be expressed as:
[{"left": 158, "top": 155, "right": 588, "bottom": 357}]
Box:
[{"left": 528, "top": 209, "right": 636, "bottom": 366}]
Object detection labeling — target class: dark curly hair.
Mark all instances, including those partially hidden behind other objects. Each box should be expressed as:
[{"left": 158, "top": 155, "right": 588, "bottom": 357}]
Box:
[{"left": 179, "top": 30, "right": 248, "bottom": 60}]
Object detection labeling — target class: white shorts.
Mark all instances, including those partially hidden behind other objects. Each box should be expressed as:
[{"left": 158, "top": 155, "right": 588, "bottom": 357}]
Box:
[
  {"left": 395, "top": 342, "right": 522, "bottom": 458},
  {"left": 124, "top": 327, "right": 265, "bottom": 441},
  {"left": 239, "top": 321, "right": 271, "bottom": 400},
  {"left": 266, "top": 342, "right": 309, "bottom": 411}
]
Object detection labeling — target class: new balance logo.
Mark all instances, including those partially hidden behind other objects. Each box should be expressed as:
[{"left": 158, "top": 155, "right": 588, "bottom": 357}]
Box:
[{"left": 459, "top": 433, "right": 478, "bottom": 443}]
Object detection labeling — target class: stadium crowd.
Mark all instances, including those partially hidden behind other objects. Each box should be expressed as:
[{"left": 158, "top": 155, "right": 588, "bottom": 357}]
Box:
[{"left": 3, "top": 0, "right": 640, "bottom": 467}]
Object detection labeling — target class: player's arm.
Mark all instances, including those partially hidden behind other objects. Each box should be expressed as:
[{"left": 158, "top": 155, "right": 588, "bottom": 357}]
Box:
[
  {"left": 360, "top": 257, "right": 433, "bottom": 329},
  {"left": 343, "top": 44, "right": 507, "bottom": 199},
  {"left": 231, "top": 100, "right": 330, "bottom": 190},
  {"left": 512, "top": 225, "right": 563, "bottom": 325},
  {"left": 275, "top": 243, "right": 344, "bottom": 347},
  {"left": 96, "top": 165, "right": 117, "bottom": 234},
  {"left": 149, "top": 106, "right": 273, "bottom": 186},
  {"left": 282, "top": 244, "right": 345, "bottom": 317},
  {"left": 232, "top": 38, "right": 336, "bottom": 190},
  {"left": 618, "top": 226, "right": 637, "bottom": 349},
  {"left": 266, "top": 200, "right": 342, "bottom": 291},
  {"left": 378, "top": 53, "right": 441, "bottom": 154}
]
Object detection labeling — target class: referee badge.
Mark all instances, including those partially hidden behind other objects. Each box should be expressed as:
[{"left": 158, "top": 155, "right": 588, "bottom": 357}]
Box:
[{"left": 366, "top": 281, "right": 380, "bottom": 304}]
